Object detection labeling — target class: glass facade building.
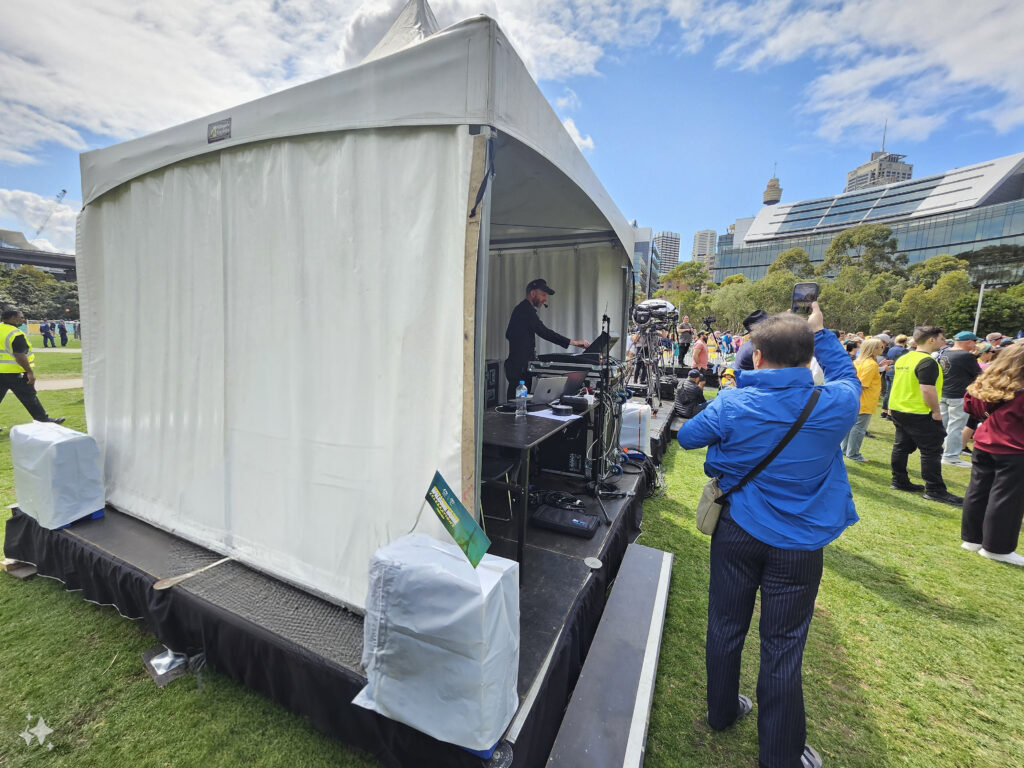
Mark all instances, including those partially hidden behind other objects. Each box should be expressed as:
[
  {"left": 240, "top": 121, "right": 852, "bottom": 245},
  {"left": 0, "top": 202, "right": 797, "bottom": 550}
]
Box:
[{"left": 714, "top": 152, "right": 1024, "bottom": 284}]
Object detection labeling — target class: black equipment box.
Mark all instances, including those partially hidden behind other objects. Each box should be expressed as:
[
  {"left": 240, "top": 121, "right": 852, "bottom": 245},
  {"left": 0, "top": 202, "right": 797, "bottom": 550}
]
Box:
[
  {"left": 538, "top": 416, "right": 590, "bottom": 477},
  {"left": 531, "top": 505, "right": 600, "bottom": 539},
  {"left": 660, "top": 376, "right": 678, "bottom": 400},
  {"left": 485, "top": 359, "right": 500, "bottom": 407}
]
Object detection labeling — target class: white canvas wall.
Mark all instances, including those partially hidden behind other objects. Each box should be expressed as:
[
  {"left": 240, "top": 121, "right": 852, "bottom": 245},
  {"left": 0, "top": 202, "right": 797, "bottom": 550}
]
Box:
[
  {"left": 486, "top": 243, "right": 628, "bottom": 396},
  {"left": 78, "top": 126, "right": 473, "bottom": 610}
]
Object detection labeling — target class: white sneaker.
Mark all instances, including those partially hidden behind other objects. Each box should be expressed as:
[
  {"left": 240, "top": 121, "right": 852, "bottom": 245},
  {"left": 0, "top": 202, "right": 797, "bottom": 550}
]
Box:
[
  {"left": 942, "top": 457, "right": 972, "bottom": 468},
  {"left": 979, "top": 549, "right": 1024, "bottom": 566},
  {"left": 961, "top": 541, "right": 983, "bottom": 552}
]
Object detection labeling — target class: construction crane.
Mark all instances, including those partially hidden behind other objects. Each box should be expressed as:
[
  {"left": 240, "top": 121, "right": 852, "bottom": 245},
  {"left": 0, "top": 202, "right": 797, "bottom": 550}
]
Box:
[{"left": 34, "top": 189, "right": 67, "bottom": 238}]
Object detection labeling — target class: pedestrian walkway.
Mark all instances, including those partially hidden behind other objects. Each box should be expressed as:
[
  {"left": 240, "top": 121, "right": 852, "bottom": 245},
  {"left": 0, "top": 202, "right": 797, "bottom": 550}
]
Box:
[{"left": 36, "top": 378, "right": 82, "bottom": 391}]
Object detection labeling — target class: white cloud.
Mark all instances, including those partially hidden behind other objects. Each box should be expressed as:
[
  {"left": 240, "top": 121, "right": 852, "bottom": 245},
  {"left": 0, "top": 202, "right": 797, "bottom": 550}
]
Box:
[
  {"left": 555, "top": 88, "right": 582, "bottom": 112},
  {"left": 671, "top": 0, "right": 1024, "bottom": 143},
  {"left": 0, "top": 189, "right": 79, "bottom": 254},
  {"left": 1, "top": 0, "right": 1022, "bottom": 169},
  {"left": 562, "top": 118, "right": 595, "bottom": 152}
]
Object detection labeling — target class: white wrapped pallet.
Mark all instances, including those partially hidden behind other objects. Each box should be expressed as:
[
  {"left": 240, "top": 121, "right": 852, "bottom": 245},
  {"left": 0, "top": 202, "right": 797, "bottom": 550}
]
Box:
[
  {"left": 621, "top": 401, "right": 653, "bottom": 456},
  {"left": 354, "top": 534, "right": 519, "bottom": 751},
  {"left": 11, "top": 422, "right": 105, "bottom": 529}
]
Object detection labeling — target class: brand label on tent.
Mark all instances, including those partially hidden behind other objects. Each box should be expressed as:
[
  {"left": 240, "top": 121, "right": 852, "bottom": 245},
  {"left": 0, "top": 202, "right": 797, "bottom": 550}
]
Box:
[
  {"left": 207, "top": 118, "right": 232, "bottom": 143},
  {"left": 425, "top": 471, "right": 490, "bottom": 568}
]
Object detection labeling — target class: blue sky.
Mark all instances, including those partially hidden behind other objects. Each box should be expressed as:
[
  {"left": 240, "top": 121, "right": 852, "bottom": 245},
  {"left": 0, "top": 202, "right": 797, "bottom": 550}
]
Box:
[{"left": 3, "top": 1, "right": 1024, "bottom": 260}]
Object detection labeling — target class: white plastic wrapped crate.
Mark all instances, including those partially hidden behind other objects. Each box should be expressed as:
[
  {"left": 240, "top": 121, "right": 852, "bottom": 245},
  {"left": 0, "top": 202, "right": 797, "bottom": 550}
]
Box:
[
  {"left": 11, "top": 422, "right": 105, "bottom": 529},
  {"left": 620, "top": 401, "right": 652, "bottom": 456},
  {"left": 354, "top": 534, "right": 519, "bottom": 751}
]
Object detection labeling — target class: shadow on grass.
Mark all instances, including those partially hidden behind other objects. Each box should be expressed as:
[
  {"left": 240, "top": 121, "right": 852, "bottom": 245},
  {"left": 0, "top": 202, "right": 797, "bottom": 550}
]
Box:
[
  {"left": 824, "top": 547, "right": 987, "bottom": 626},
  {"left": 643, "top": 510, "right": 890, "bottom": 768},
  {"left": 845, "top": 466, "right": 962, "bottom": 520},
  {"left": 802, "top": 604, "right": 888, "bottom": 767}
]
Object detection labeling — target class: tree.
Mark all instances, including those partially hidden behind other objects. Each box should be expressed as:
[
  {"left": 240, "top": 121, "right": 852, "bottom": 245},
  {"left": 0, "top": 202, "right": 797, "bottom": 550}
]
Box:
[
  {"left": 767, "top": 247, "right": 815, "bottom": 278},
  {"left": 721, "top": 274, "right": 748, "bottom": 286},
  {"left": 907, "top": 254, "right": 970, "bottom": 289},
  {"left": 939, "top": 292, "right": 1024, "bottom": 337},
  {"left": 819, "top": 224, "right": 908, "bottom": 278},
  {"left": 660, "top": 260, "right": 710, "bottom": 293},
  {"left": 871, "top": 299, "right": 914, "bottom": 335}
]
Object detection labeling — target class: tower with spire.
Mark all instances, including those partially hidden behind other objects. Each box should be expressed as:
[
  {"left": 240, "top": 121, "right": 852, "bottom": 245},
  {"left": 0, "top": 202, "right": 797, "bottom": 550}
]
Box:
[
  {"left": 844, "top": 122, "right": 913, "bottom": 192},
  {"left": 763, "top": 163, "right": 782, "bottom": 205}
]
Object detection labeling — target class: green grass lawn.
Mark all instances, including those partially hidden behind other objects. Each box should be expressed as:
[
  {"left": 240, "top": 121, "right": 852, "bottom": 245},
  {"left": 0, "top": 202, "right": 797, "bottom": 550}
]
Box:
[
  {"left": 2, "top": 390, "right": 1022, "bottom": 766},
  {"left": 640, "top": 409, "right": 1024, "bottom": 767},
  {"left": 30, "top": 349, "right": 83, "bottom": 380}
]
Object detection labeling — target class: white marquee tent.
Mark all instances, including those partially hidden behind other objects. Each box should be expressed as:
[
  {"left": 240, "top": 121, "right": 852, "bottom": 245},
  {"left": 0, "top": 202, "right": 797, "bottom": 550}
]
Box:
[{"left": 77, "top": 5, "right": 633, "bottom": 611}]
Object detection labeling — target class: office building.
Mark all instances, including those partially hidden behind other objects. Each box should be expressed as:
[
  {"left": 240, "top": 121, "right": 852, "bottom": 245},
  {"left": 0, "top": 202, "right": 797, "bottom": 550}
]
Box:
[
  {"left": 845, "top": 151, "right": 913, "bottom": 192},
  {"left": 631, "top": 224, "right": 661, "bottom": 293},
  {"left": 692, "top": 229, "right": 717, "bottom": 260},
  {"left": 653, "top": 231, "right": 680, "bottom": 271},
  {"left": 713, "top": 151, "right": 1024, "bottom": 284}
]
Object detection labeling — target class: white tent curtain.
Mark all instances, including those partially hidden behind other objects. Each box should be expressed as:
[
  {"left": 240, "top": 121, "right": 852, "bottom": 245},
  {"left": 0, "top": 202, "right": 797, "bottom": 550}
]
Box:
[
  {"left": 485, "top": 243, "right": 628, "bottom": 398},
  {"left": 79, "top": 126, "right": 473, "bottom": 610}
]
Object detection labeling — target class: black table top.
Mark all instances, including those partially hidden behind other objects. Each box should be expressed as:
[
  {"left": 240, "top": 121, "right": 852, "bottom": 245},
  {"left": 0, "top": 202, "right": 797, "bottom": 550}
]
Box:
[{"left": 482, "top": 408, "right": 583, "bottom": 450}]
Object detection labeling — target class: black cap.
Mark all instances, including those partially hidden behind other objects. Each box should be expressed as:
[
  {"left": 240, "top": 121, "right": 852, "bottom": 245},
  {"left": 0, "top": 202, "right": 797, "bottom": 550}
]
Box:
[
  {"left": 526, "top": 278, "right": 555, "bottom": 295},
  {"left": 742, "top": 309, "right": 769, "bottom": 332},
  {"left": 687, "top": 369, "right": 701, "bottom": 378}
]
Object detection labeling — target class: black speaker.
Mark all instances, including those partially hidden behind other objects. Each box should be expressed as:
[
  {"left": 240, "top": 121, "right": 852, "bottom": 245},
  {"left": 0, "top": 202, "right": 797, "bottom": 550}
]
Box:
[{"left": 537, "top": 417, "right": 589, "bottom": 477}]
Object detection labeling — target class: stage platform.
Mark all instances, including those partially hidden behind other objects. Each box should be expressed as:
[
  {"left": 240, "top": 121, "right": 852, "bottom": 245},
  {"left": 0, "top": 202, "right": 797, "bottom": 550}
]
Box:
[{"left": 4, "top": 469, "right": 646, "bottom": 768}]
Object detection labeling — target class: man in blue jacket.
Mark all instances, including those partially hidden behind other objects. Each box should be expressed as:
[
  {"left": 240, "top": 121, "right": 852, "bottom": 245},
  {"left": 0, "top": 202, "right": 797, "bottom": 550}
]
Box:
[{"left": 678, "top": 301, "right": 859, "bottom": 768}]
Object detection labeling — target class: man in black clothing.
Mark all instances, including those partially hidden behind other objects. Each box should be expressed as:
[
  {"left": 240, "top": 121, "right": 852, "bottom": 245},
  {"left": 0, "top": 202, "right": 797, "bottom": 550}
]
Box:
[
  {"left": 0, "top": 309, "right": 65, "bottom": 427},
  {"left": 504, "top": 279, "right": 589, "bottom": 400},
  {"left": 889, "top": 325, "right": 962, "bottom": 506},
  {"left": 673, "top": 369, "right": 707, "bottom": 419},
  {"left": 939, "top": 331, "right": 983, "bottom": 467}
]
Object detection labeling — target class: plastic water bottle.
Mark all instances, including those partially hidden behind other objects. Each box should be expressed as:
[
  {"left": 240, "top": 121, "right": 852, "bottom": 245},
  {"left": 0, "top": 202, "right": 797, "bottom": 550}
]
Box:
[{"left": 515, "top": 381, "right": 528, "bottom": 422}]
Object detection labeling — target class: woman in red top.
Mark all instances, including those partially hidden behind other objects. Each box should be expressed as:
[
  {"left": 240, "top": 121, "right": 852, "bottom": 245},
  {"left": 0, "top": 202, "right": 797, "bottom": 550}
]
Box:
[{"left": 960, "top": 343, "right": 1024, "bottom": 565}]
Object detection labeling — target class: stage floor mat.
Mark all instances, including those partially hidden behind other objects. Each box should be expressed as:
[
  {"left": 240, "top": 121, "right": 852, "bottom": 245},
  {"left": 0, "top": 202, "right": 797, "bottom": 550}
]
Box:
[{"left": 4, "top": 470, "right": 645, "bottom": 768}]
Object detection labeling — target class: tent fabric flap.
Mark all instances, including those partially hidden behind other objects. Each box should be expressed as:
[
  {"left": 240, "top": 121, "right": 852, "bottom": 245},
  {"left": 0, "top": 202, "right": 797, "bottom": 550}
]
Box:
[{"left": 78, "top": 126, "right": 474, "bottom": 611}]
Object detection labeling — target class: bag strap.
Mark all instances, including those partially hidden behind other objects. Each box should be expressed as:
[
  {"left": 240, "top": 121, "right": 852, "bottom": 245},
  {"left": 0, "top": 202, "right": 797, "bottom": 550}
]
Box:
[{"left": 720, "top": 387, "right": 821, "bottom": 500}]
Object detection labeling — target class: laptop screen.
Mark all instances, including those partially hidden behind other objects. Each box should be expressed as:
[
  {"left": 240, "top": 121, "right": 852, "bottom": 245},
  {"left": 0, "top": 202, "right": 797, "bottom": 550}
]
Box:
[{"left": 587, "top": 331, "right": 611, "bottom": 356}]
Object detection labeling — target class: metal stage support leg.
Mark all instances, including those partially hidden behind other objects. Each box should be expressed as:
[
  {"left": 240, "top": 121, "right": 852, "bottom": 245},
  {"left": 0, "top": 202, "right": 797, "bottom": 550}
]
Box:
[{"left": 517, "top": 447, "right": 529, "bottom": 583}]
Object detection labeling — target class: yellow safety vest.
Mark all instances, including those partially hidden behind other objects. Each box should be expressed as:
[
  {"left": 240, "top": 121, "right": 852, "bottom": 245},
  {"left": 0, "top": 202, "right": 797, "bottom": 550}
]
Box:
[
  {"left": 0, "top": 323, "right": 34, "bottom": 374},
  {"left": 888, "top": 350, "right": 942, "bottom": 414}
]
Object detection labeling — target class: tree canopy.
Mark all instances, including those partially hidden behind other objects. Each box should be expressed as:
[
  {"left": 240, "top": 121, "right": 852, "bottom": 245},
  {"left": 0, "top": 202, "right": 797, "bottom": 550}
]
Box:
[
  {"left": 0, "top": 266, "right": 79, "bottom": 320},
  {"left": 698, "top": 226, "right": 1023, "bottom": 337},
  {"left": 819, "top": 223, "right": 908, "bottom": 278}
]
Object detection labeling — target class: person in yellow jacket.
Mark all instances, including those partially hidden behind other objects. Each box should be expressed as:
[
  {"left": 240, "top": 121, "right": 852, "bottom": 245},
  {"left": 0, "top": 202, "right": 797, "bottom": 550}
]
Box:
[
  {"left": 888, "top": 325, "right": 961, "bottom": 506},
  {"left": 0, "top": 308, "right": 64, "bottom": 427},
  {"left": 841, "top": 337, "right": 884, "bottom": 462}
]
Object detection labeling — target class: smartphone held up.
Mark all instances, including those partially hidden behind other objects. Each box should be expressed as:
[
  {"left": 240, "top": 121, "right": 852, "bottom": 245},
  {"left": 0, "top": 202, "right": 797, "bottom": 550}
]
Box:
[{"left": 791, "top": 282, "right": 819, "bottom": 315}]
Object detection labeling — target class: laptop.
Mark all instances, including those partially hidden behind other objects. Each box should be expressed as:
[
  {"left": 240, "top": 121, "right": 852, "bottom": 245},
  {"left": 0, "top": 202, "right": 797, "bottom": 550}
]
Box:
[
  {"left": 560, "top": 371, "right": 587, "bottom": 398},
  {"left": 532, "top": 376, "right": 568, "bottom": 405}
]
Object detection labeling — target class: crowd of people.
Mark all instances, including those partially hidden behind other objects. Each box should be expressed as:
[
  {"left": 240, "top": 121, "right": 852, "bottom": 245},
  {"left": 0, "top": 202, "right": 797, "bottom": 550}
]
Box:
[
  {"left": 38, "top": 319, "right": 80, "bottom": 347},
  {"left": 671, "top": 298, "right": 1024, "bottom": 768}
]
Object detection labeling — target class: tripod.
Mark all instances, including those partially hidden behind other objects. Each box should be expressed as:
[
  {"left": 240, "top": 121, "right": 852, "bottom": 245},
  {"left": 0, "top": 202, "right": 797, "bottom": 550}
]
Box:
[{"left": 628, "top": 324, "right": 664, "bottom": 411}]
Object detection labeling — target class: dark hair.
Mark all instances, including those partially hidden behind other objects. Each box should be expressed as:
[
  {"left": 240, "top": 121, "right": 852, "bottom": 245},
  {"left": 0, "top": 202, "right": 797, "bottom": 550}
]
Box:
[
  {"left": 914, "top": 325, "right": 943, "bottom": 344},
  {"left": 750, "top": 314, "right": 815, "bottom": 367},
  {"left": 2, "top": 308, "right": 21, "bottom": 322}
]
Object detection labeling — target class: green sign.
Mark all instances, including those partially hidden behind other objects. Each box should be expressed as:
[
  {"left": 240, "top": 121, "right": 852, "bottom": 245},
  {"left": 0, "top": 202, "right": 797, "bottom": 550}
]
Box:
[{"left": 425, "top": 471, "right": 491, "bottom": 568}]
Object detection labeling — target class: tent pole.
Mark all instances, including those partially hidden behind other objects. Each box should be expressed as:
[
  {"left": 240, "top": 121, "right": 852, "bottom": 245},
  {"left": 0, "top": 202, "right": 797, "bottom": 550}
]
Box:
[{"left": 470, "top": 128, "right": 494, "bottom": 522}]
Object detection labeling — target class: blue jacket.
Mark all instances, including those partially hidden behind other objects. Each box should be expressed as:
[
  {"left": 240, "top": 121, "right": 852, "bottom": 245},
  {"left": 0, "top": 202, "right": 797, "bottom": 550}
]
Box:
[{"left": 678, "top": 330, "right": 860, "bottom": 550}]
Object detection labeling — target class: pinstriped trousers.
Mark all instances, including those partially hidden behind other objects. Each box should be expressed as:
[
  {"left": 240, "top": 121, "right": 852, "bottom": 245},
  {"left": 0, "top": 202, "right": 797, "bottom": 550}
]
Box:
[{"left": 706, "top": 512, "right": 823, "bottom": 768}]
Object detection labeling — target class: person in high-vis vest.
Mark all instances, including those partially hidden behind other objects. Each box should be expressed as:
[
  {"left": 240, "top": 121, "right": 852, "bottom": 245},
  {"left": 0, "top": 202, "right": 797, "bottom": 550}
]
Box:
[
  {"left": 0, "top": 308, "right": 64, "bottom": 427},
  {"left": 888, "top": 325, "right": 961, "bottom": 506}
]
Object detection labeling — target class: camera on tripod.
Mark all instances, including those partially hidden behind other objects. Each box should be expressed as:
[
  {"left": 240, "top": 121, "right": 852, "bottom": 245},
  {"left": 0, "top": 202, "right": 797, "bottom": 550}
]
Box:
[
  {"left": 701, "top": 315, "right": 716, "bottom": 330},
  {"left": 632, "top": 299, "right": 679, "bottom": 328}
]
